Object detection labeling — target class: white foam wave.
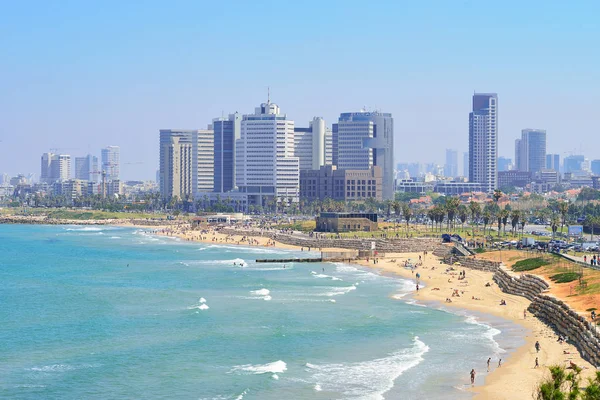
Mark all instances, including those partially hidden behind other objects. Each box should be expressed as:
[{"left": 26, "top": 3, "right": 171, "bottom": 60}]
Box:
[
  {"left": 333, "top": 262, "right": 381, "bottom": 281},
  {"left": 109, "top": 236, "right": 121, "bottom": 239},
  {"left": 229, "top": 360, "right": 287, "bottom": 375},
  {"left": 464, "top": 315, "right": 505, "bottom": 355},
  {"left": 29, "top": 363, "right": 97, "bottom": 372},
  {"left": 200, "top": 297, "right": 207, "bottom": 303},
  {"left": 314, "top": 384, "right": 322, "bottom": 391},
  {"left": 234, "top": 389, "right": 248, "bottom": 400},
  {"left": 65, "top": 227, "right": 105, "bottom": 232},
  {"left": 305, "top": 337, "right": 429, "bottom": 399},
  {"left": 319, "top": 285, "right": 357, "bottom": 297},
  {"left": 311, "top": 271, "right": 343, "bottom": 281},
  {"left": 251, "top": 289, "right": 270, "bottom": 296}
]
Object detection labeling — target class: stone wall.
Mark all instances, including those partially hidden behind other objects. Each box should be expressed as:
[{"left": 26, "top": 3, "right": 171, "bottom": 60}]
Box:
[
  {"left": 219, "top": 228, "right": 450, "bottom": 254},
  {"left": 493, "top": 267, "right": 600, "bottom": 367},
  {"left": 443, "top": 255, "right": 501, "bottom": 272}
]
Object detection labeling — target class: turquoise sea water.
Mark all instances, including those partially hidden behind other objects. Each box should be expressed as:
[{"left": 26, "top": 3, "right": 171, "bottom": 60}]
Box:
[{"left": 0, "top": 225, "right": 525, "bottom": 399}]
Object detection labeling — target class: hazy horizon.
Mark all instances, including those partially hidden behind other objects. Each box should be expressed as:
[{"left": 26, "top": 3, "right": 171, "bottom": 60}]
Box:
[{"left": 2, "top": 0, "right": 599, "bottom": 181}]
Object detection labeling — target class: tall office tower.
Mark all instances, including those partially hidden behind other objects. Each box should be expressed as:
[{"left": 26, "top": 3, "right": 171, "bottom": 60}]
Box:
[
  {"left": 514, "top": 139, "right": 522, "bottom": 171},
  {"left": 159, "top": 130, "right": 193, "bottom": 199},
  {"left": 469, "top": 93, "right": 498, "bottom": 193},
  {"left": 192, "top": 128, "right": 214, "bottom": 194},
  {"left": 564, "top": 155, "right": 585, "bottom": 173},
  {"left": 0, "top": 173, "right": 8, "bottom": 185},
  {"left": 516, "top": 129, "right": 546, "bottom": 173},
  {"left": 236, "top": 101, "right": 299, "bottom": 205},
  {"left": 324, "top": 127, "right": 333, "bottom": 166},
  {"left": 41, "top": 152, "right": 71, "bottom": 183},
  {"left": 497, "top": 157, "right": 512, "bottom": 172},
  {"left": 591, "top": 160, "right": 600, "bottom": 176},
  {"left": 41, "top": 152, "right": 55, "bottom": 183},
  {"left": 546, "top": 154, "right": 560, "bottom": 171},
  {"left": 294, "top": 117, "right": 332, "bottom": 171},
  {"left": 332, "top": 110, "right": 394, "bottom": 199},
  {"left": 74, "top": 154, "right": 98, "bottom": 182},
  {"left": 101, "top": 146, "right": 120, "bottom": 180},
  {"left": 463, "top": 152, "right": 469, "bottom": 177},
  {"left": 444, "top": 149, "right": 458, "bottom": 177},
  {"left": 213, "top": 112, "right": 241, "bottom": 193}
]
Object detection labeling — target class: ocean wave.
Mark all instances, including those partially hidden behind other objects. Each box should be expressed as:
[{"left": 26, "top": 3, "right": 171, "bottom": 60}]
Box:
[
  {"left": 463, "top": 315, "right": 505, "bottom": 355},
  {"left": 249, "top": 288, "right": 271, "bottom": 300},
  {"left": 109, "top": 236, "right": 121, "bottom": 239},
  {"left": 29, "top": 363, "right": 98, "bottom": 372},
  {"left": 305, "top": 337, "right": 429, "bottom": 399},
  {"left": 311, "top": 271, "right": 343, "bottom": 281},
  {"left": 203, "top": 244, "right": 281, "bottom": 254},
  {"left": 319, "top": 285, "right": 357, "bottom": 297},
  {"left": 333, "top": 262, "right": 381, "bottom": 281},
  {"left": 229, "top": 360, "right": 287, "bottom": 376},
  {"left": 65, "top": 227, "right": 105, "bottom": 232}
]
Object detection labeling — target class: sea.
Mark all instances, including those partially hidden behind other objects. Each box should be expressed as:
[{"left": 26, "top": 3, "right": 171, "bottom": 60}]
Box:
[{"left": 0, "top": 225, "right": 526, "bottom": 400}]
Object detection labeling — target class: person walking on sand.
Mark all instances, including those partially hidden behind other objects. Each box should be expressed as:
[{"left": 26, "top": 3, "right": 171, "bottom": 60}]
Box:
[
  {"left": 524, "top": 309, "right": 527, "bottom": 319},
  {"left": 487, "top": 357, "right": 491, "bottom": 372},
  {"left": 498, "top": 359, "right": 502, "bottom": 367},
  {"left": 470, "top": 369, "right": 476, "bottom": 386},
  {"left": 535, "top": 341, "right": 540, "bottom": 353},
  {"left": 534, "top": 357, "right": 539, "bottom": 368}
]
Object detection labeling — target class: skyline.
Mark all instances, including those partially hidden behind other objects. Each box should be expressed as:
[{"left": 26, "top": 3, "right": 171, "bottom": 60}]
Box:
[{"left": 2, "top": 0, "right": 599, "bottom": 180}]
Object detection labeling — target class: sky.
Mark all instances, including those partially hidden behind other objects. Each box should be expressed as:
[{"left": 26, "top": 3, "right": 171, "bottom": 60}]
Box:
[{"left": 1, "top": 0, "right": 599, "bottom": 181}]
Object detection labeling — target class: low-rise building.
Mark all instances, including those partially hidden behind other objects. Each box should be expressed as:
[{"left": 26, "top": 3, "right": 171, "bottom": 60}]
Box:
[
  {"left": 315, "top": 212, "right": 378, "bottom": 232},
  {"left": 300, "top": 165, "right": 382, "bottom": 201},
  {"left": 395, "top": 179, "right": 434, "bottom": 194},
  {"left": 498, "top": 170, "right": 532, "bottom": 188},
  {"left": 433, "top": 182, "right": 483, "bottom": 195}
]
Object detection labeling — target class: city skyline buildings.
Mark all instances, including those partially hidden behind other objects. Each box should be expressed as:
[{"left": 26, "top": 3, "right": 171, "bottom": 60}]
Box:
[
  {"left": 515, "top": 129, "right": 546, "bottom": 173},
  {"left": 101, "top": 146, "right": 120, "bottom": 181},
  {"left": 469, "top": 93, "right": 498, "bottom": 193}
]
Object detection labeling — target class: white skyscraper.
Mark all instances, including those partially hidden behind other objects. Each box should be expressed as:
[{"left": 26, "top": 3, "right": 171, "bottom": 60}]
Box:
[
  {"left": 41, "top": 152, "right": 71, "bottom": 183},
  {"left": 192, "top": 128, "right": 214, "bottom": 194},
  {"left": 236, "top": 100, "right": 299, "bottom": 206},
  {"left": 74, "top": 154, "right": 98, "bottom": 182},
  {"left": 101, "top": 146, "right": 120, "bottom": 181},
  {"left": 469, "top": 93, "right": 498, "bottom": 193},
  {"left": 294, "top": 117, "right": 331, "bottom": 171}
]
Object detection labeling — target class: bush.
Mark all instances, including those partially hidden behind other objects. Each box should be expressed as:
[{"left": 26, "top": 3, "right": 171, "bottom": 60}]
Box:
[
  {"left": 550, "top": 272, "right": 580, "bottom": 284},
  {"left": 512, "top": 257, "right": 550, "bottom": 272},
  {"left": 474, "top": 248, "right": 486, "bottom": 254},
  {"left": 587, "top": 308, "right": 597, "bottom": 312}
]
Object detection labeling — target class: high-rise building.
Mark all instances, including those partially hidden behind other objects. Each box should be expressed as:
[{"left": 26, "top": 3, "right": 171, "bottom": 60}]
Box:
[
  {"left": 235, "top": 101, "right": 299, "bottom": 205},
  {"left": 469, "top": 93, "right": 498, "bottom": 193},
  {"left": 497, "top": 157, "right": 512, "bottom": 172},
  {"left": 41, "top": 152, "right": 71, "bottom": 183},
  {"left": 192, "top": 128, "right": 214, "bottom": 194},
  {"left": 159, "top": 130, "right": 193, "bottom": 199},
  {"left": 74, "top": 154, "right": 98, "bottom": 182},
  {"left": 294, "top": 117, "right": 332, "bottom": 171},
  {"left": 516, "top": 129, "right": 546, "bottom": 173},
  {"left": 591, "top": 160, "right": 600, "bottom": 176},
  {"left": 332, "top": 110, "right": 394, "bottom": 199},
  {"left": 546, "top": 154, "right": 560, "bottom": 171},
  {"left": 101, "top": 146, "right": 120, "bottom": 181},
  {"left": 213, "top": 112, "right": 241, "bottom": 193},
  {"left": 463, "top": 152, "right": 469, "bottom": 177},
  {"left": 564, "top": 155, "right": 585, "bottom": 173},
  {"left": 444, "top": 149, "right": 458, "bottom": 177}
]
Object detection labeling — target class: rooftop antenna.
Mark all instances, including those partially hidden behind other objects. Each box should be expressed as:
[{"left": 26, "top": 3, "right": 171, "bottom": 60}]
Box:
[{"left": 267, "top": 87, "right": 270, "bottom": 104}]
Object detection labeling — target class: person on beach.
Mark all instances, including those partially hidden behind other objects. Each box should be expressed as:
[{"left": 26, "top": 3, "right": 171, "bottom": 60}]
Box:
[
  {"left": 470, "top": 369, "right": 476, "bottom": 385},
  {"left": 524, "top": 309, "right": 527, "bottom": 319},
  {"left": 534, "top": 357, "right": 539, "bottom": 368},
  {"left": 535, "top": 341, "right": 540, "bottom": 353},
  {"left": 487, "top": 357, "right": 491, "bottom": 372},
  {"left": 498, "top": 359, "right": 502, "bottom": 367}
]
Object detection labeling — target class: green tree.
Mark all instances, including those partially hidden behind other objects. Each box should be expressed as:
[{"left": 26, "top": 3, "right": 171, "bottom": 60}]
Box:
[
  {"left": 469, "top": 201, "right": 481, "bottom": 236},
  {"left": 445, "top": 197, "right": 460, "bottom": 229},
  {"left": 510, "top": 210, "right": 521, "bottom": 236},
  {"left": 457, "top": 204, "right": 468, "bottom": 231},
  {"left": 499, "top": 208, "right": 510, "bottom": 236},
  {"left": 401, "top": 202, "right": 412, "bottom": 231},
  {"left": 536, "top": 365, "right": 581, "bottom": 400},
  {"left": 559, "top": 201, "right": 569, "bottom": 235},
  {"left": 493, "top": 189, "right": 503, "bottom": 203},
  {"left": 551, "top": 214, "right": 560, "bottom": 240},
  {"left": 482, "top": 210, "right": 491, "bottom": 237}
]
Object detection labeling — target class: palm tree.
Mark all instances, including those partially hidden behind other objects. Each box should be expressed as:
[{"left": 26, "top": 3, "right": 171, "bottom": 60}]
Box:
[
  {"left": 401, "top": 202, "right": 412, "bottom": 231},
  {"left": 500, "top": 208, "right": 510, "bottom": 236},
  {"left": 445, "top": 197, "right": 460, "bottom": 229},
  {"left": 585, "top": 215, "right": 597, "bottom": 241},
  {"left": 469, "top": 201, "right": 481, "bottom": 236},
  {"left": 482, "top": 210, "right": 491, "bottom": 237},
  {"left": 550, "top": 214, "right": 560, "bottom": 240},
  {"left": 510, "top": 210, "right": 521, "bottom": 236},
  {"left": 493, "top": 189, "right": 503, "bottom": 203},
  {"left": 558, "top": 201, "right": 569, "bottom": 235},
  {"left": 457, "top": 205, "right": 468, "bottom": 231},
  {"left": 427, "top": 208, "right": 436, "bottom": 231}
]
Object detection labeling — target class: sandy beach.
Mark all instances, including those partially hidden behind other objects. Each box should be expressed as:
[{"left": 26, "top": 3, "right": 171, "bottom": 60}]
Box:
[{"left": 150, "top": 224, "right": 597, "bottom": 399}]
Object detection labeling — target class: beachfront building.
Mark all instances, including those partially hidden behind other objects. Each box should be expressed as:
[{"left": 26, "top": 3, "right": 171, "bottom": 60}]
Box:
[
  {"left": 159, "top": 130, "right": 193, "bottom": 199},
  {"left": 468, "top": 93, "right": 498, "bottom": 193},
  {"left": 294, "top": 117, "right": 332, "bottom": 171},
  {"left": 315, "top": 212, "right": 379, "bottom": 233},
  {"left": 332, "top": 110, "right": 395, "bottom": 200},
  {"left": 235, "top": 100, "right": 299, "bottom": 206},
  {"left": 213, "top": 112, "right": 241, "bottom": 193},
  {"left": 300, "top": 165, "right": 382, "bottom": 201},
  {"left": 101, "top": 146, "right": 120, "bottom": 181},
  {"left": 192, "top": 128, "right": 214, "bottom": 194}
]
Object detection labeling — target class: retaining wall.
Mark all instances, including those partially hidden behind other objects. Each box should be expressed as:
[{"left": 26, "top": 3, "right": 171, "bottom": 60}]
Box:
[
  {"left": 493, "top": 267, "right": 600, "bottom": 367},
  {"left": 443, "top": 255, "right": 501, "bottom": 272}
]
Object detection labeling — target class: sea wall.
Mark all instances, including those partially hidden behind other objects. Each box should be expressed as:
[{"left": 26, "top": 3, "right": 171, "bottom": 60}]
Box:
[
  {"left": 219, "top": 228, "right": 451, "bottom": 255},
  {"left": 493, "top": 267, "right": 600, "bottom": 367},
  {"left": 443, "top": 255, "right": 501, "bottom": 272}
]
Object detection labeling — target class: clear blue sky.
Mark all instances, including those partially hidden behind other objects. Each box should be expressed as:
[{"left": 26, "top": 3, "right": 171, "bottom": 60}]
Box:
[{"left": 1, "top": 0, "right": 599, "bottom": 180}]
